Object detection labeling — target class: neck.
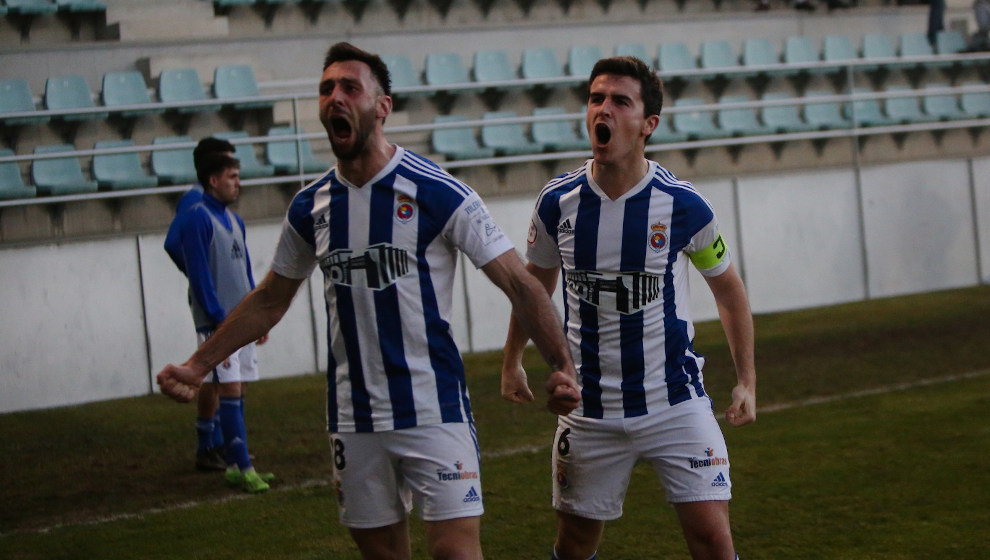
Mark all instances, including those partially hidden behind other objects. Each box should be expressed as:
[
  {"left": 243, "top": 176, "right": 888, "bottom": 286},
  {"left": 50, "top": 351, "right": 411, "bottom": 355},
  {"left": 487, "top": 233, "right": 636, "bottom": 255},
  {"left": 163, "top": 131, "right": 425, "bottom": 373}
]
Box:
[
  {"left": 337, "top": 136, "right": 396, "bottom": 187},
  {"left": 591, "top": 157, "right": 649, "bottom": 200}
]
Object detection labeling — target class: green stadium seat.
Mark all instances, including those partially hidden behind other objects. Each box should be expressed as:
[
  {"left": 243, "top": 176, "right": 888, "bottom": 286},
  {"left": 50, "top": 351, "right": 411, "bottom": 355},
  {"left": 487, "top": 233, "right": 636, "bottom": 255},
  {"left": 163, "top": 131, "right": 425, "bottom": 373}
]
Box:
[
  {"left": 44, "top": 74, "right": 108, "bottom": 121},
  {"left": 922, "top": 83, "right": 965, "bottom": 120},
  {"left": 92, "top": 139, "right": 158, "bottom": 190},
  {"left": 899, "top": 32, "right": 941, "bottom": 70},
  {"left": 782, "top": 36, "right": 821, "bottom": 76},
  {"left": 844, "top": 88, "right": 892, "bottom": 127},
  {"left": 935, "top": 30, "right": 967, "bottom": 56},
  {"left": 531, "top": 107, "right": 588, "bottom": 152},
  {"left": 657, "top": 42, "right": 698, "bottom": 77},
  {"left": 567, "top": 45, "right": 604, "bottom": 78},
  {"left": 803, "top": 89, "right": 849, "bottom": 130},
  {"left": 425, "top": 52, "right": 474, "bottom": 90},
  {"left": 158, "top": 68, "right": 221, "bottom": 114},
  {"left": 883, "top": 85, "right": 931, "bottom": 124},
  {"left": 472, "top": 49, "right": 520, "bottom": 87},
  {"left": 740, "top": 38, "right": 782, "bottom": 79},
  {"left": 382, "top": 54, "right": 422, "bottom": 92},
  {"left": 55, "top": 0, "right": 107, "bottom": 12},
  {"left": 151, "top": 135, "right": 197, "bottom": 185},
  {"left": 431, "top": 115, "right": 495, "bottom": 160},
  {"left": 5, "top": 0, "right": 58, "bottom": 14},
  {"left": 861, "top": 33, "right": 897, "bottom": 73},
  {"left": 101, "top": 71, "right": 164, "bottom": 118},
  {"left": 214, "top": 131, "right": 275, "bottom": 179},
  {"left": 671, "top": 97, "right": 722, "bottom": 140},
  {"left": 0, "top": 78, "right": 49, "bottom": 127},
  {"left": 31, "top": 144, "right": 98, "bottom": 196},
  {"left": 265, "top": 126, "right": 328, "bottom": 174},
  {"left": 213, "top": 64, "right": 272, "bottom": 110},
  {"left": 823, "top": 34, "right": 858, "bottom": 77},
  {"left": 717, "top": 95, "right": 768, "bottom": 136},
  {"left": 960, "top": 82, "right": 990, "bottom": 117},
  {"left": 648, "top": 115, "right": 689, "bottom": 144},
  {"left": 761, "top": 92, "right": 815, "bottom": 134},
  {"left": 699, "top": 40, "right": 740, "bottom": 80},
  {"left": 614, "top": 43, "right": 652, "bottom": 66},
  {"left": 0, "top": 149, "right": 37, "bottom": 200},
  {"left": 481, "top": 110, "right": 544, "bottom": 155},
  {"left": 521, "top": 47, "right": 564, "bottom": 81}
]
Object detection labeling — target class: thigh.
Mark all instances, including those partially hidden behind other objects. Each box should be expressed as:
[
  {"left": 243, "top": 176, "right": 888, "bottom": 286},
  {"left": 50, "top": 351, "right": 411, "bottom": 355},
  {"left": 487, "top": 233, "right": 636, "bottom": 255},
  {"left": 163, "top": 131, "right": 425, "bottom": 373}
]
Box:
[
  {"left": 552, "top": 415, "right": 637, "bottom": 521},
  {"left": 330, "top": 431, "right": 411, "bottom": 529},
  {"left": 637, "top": 399, "right": 732, "bottom": 504},
  {"left": 349, "top": 519, "right": 412, "bottom": 560},
  {"left": 423, "top": 515, "right": 482, "bottom": 560}
]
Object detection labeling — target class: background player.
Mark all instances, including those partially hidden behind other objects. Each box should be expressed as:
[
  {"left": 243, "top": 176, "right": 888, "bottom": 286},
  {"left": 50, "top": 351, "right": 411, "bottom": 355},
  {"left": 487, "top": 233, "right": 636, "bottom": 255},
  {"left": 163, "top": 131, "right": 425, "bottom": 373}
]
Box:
[
  {"left": 178, "top": 150, "right": 273, "bottom": 493},
  {"left": 157, "top": 42, "right": 580, "bottom": 559},
  {"left": 501, "top": 56, "right": 756, "bottom": 560}
]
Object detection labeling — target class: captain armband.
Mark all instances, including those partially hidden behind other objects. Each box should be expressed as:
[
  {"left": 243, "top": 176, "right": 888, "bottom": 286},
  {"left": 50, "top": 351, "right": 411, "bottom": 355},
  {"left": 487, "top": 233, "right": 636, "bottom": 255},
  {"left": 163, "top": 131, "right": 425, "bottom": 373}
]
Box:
[{"left": 688, "top": 233, "right": 728, "bottom": 271}]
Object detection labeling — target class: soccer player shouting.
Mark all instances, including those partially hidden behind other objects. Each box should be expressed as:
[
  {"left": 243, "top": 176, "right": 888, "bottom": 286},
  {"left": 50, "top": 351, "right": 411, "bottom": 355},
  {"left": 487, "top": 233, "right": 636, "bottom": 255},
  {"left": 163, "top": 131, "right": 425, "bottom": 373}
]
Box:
[
  {"left": 501, "top": 56, "right": 757, "bottom": 560},
  {"left": 157, "top": 42, "right": 580, "bottom": 560}
]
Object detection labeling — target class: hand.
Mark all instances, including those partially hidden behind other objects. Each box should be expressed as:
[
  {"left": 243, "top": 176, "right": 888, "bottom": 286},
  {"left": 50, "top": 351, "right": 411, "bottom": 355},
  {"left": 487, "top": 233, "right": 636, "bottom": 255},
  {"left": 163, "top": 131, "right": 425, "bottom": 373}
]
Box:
[
  {"left": 501, "top": 363, "right": 535, "bottom": 403},
  {"left": 545, "top": 369, "right": 581, "bottom": 416},
  {"left": 725, "top": 382, "right": 756, "bottom": 427},
  {"left": 156, "top": 363, "right": 204, "bottom": 403}
]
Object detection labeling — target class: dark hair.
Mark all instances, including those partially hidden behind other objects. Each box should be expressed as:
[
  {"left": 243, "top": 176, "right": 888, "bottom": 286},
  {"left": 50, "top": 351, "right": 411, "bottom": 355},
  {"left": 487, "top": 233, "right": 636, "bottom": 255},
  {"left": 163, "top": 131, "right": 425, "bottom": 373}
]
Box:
[
  {"left": 322, "top": 41, "right": 392, "bottom": 97},
  {"left": 193, "top": 137, "right": 235, "bottom": 171},
  {"left": 196, "top": 152, "right": 239, "bottom": 188},
  {"left": 588, "top": 56, "right": 664, "bottom": 117}
]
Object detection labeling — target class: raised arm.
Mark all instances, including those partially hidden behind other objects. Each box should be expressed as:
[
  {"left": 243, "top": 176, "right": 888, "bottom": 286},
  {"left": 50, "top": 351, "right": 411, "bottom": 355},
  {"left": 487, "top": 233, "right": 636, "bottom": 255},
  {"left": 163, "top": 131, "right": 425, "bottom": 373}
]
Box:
[
  {"left": 156, "top": 270, "right": 305, "bottom": 402},
  {"left": 482, "top": 250, "right": 579, "bottom": 415},
  {"left": 703, "top": 262, "right": 757, "bottom": 427}
]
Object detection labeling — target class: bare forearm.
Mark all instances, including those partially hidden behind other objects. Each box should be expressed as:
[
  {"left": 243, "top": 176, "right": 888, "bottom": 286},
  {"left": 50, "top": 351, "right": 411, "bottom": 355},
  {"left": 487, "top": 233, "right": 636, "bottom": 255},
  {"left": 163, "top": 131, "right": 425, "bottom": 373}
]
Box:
[{"left": 506, "top": 274, "right": 570, "bottom": 373}]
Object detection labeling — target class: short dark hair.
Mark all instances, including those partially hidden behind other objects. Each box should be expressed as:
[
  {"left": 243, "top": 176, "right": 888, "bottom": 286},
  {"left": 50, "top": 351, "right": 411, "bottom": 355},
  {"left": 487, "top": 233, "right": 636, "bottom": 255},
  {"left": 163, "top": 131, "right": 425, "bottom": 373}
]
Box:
[
  {"left": 196, "top": 152, "right": 239, "bottom": 188},
  {"left": 588, "top": 56, "right": 664, "bottom": 117},
  {"left": 322, "top": 41, "right": 391, "bottom": 97},
  {"left": 193, "top": 137, "right": 235, "bottom": 171}
]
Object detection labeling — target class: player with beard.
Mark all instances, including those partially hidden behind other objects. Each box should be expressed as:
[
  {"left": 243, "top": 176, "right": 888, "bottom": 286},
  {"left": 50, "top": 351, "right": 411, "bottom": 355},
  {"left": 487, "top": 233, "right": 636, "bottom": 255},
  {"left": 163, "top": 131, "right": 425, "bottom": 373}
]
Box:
[
  {"left": 156, "top": 42, "right": 581, "bottom": 560},
  {"left": 501, "top": 56, "right": 756, "bottom": 560}
]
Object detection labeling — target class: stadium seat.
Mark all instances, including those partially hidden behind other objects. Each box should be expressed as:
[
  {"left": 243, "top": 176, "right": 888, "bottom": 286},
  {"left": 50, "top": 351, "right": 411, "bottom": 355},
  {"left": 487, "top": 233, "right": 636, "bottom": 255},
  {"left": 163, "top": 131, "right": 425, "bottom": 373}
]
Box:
[
  {"left": 151, "top": 135, "right": 197, "bottom": 185},
  {"left": 0, "top": 149, "right": 37, "bottom": 200},
  {"left": 844, "top": 88, "right": 891, "bottom": 127},
  {"left": 92, "top": 139, "right": 158, "bottom": 190},
  {"left": 44, "top": 74, "right": 108, "bottom": 121},
  {"left": 5, "top": 0, "right": 58, "bottom": 13},
  {"left": 899, "top": 32, "right": 941, "bottom": 71},
  {"left": 648, "top": 115, "right": 689, "bottom": 144},
  {"left": 425, "top": 52, "right": 473, "bottom": 89},
  {"left": 823, "top": 34, "right": 859, "bottom": 78},
  {"left": 481, "top": 111, "right": 544, "bottom": 155},
  {"left": 883, "top": 85, "right": 931, "bottom": 124},
  {"left": 761, "top": 92, "right": 815, "bottom": 133},
  {"left": 214, "top": 131, "right": 275, "bottom": 179},
  {"left": 158, "top": 68, "right": 221, "bottom": 114},
  {"left": 699, "top": 40, "right": 740, "bottom": 80},
  {"left": 935, "top": 30, "right": 967, "bottom": 56},
  {"left": 803, "top": 89, "right": 849, "bottom": 130},
  {"left": 382, "top": 54, "right": 421, "bottom": 91},
  {"left": 472, "top": 50, "right": 520, "bottom": 87},
  {"left": 671, "top": 97, "right": 722, "bottom": 140},
  {"left": 0, "top": 78, "right": 49, "bottom": 127},
  {"left": 265, "top": 126, "right": 328, "bottom": 174},
  {"left": 431, "top": 115, "right": 495, "bottom": 160},
  {"left": 861, "top": 33, "right": 897, "bottom": 73},
  {"left": 922, "top": 83, "right": 965, "bottom": 120},
  {"left": 740, "top": 38, "right": 782, "bottom": 79},
  {"left": 567, "top": 45, "right": 604, "bottom": 78},
  {"left": 782, "top": 36, "right": 821, "bottom": 76},
  {"left": 960, "top": 82, "right": 990, "bottom": 117},
  {"left": 101, "top": 71, "right": 164, "bottom": 118},
  {"left": 614, "top": 43, "right": 652, "bottom": 66},
  {"left": 55, "top": 0, "right": 107, "bottom": 12},
  {"left": 213, "top": 65, "right": 273, "bottom": 110},
  {"left": 521, "top": 47, "right": 564, "bottom": 81},
  {"left": 717, "top": 95, "right": 768, "bottom": 136},
  {"left": 31, "top": 144, "right": 98, "bottom": 196},
  {"left": 657, "top": 42, "right": 698, "bottom": 77},
  {"left": 531, "top": 107, "right": 588, "bottom": 151}
]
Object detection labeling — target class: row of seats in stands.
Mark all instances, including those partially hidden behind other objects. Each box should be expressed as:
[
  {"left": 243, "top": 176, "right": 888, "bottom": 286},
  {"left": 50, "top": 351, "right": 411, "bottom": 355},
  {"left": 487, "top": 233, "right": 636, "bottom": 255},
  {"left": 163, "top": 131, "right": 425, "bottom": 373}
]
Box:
[
  {"left": 0, "top": 65, "right": 270, "bottom": 134},
  {"left": 0, "top": 127, "right": 328, "bottom": 200},
  {"left": 430, "top": 82, "right": 990, "bottom": 160},
  {"left": 2, "top": 0, "right": 106, "bottom": 41}
]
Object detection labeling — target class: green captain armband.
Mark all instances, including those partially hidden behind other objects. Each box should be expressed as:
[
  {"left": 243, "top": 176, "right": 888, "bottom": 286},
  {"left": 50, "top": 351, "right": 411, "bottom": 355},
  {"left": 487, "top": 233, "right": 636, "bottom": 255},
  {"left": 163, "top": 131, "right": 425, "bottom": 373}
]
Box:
[{"left": 689, "top": 234, "right": 728, "bottom": 271}]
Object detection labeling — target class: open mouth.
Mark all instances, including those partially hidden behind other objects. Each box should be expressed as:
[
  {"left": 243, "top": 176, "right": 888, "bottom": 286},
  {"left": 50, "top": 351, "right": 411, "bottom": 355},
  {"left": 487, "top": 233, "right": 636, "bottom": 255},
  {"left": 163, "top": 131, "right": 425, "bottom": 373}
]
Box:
[
  {"left": 330, "top": 116, "right": 352, "bottom": 140},
  {"left": 594, "top": 123, "right": 611, "bottom": 145}
]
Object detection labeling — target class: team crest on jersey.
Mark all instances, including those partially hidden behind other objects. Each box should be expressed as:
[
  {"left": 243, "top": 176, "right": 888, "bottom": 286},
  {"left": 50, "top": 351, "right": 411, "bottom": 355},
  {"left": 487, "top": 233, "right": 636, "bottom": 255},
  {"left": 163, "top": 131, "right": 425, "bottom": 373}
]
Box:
[
  {"left": 395, "top": 194, "right": 415, "bottom": 223},
  {"left": 527, "top": 220, "right": 538, "bottom": 245},
  {"left": 648, "top": 222, "right": 667, "bottom": 253}
]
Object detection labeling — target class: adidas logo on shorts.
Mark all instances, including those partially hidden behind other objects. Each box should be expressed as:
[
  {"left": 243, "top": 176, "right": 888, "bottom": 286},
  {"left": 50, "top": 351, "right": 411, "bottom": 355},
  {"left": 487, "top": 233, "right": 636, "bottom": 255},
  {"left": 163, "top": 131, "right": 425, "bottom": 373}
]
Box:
[
  {"left": 711, "top": 472, "right": 728, "bottom": 487},
  {"left": 463, "top": 487, "right": 481, "bottom": 503}
]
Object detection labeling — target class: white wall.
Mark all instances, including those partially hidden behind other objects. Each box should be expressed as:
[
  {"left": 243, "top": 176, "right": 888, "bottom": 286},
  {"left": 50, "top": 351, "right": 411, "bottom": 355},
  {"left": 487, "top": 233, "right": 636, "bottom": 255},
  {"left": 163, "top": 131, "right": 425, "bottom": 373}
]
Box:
[{"left": 2, "top": 156, "right": 988, "bottom": 413}]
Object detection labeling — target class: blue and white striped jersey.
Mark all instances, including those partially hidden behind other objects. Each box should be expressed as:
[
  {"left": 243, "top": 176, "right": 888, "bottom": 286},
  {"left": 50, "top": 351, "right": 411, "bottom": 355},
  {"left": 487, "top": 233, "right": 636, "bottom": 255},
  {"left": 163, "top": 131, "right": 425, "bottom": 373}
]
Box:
[
  {"left": 271, "top": 147, "right": 514, "bottom": 433},
  {"left": 526, "top": 160, "right": 731, "bottom": 419}
]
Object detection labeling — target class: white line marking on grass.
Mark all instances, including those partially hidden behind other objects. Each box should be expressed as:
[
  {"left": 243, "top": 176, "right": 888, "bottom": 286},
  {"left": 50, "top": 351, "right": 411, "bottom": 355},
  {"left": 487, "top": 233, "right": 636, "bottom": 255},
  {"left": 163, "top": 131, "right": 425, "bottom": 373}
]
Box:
[{"left": 8, "top": 369, "right": 988, "bottom": 537}]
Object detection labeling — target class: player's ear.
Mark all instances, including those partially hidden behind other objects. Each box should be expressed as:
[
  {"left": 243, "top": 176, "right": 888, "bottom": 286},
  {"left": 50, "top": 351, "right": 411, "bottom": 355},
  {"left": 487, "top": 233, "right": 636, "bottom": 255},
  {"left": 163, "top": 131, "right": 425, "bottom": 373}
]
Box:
[
  {"left": 377, "top": 93, "right": 393, "bottom": 122},
  {"left": 643, "top": 114, "right": 660, "bottom": 138}
]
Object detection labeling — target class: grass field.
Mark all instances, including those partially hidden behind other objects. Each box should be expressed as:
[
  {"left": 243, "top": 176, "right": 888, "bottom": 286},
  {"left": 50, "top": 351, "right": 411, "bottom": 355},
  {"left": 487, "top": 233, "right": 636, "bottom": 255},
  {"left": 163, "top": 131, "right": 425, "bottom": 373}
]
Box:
[{"left": 2, "top": 285, "right": 989, "bottom": 559}]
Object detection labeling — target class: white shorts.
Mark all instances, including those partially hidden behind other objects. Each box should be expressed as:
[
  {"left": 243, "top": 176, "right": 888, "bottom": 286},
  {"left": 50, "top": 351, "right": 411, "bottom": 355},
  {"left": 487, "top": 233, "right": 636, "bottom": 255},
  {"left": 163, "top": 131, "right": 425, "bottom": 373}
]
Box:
[
  {"left": 330, "top": 423, "right": 485, "bottom": 529},
  {"left": 552, "top": 397, "right": 731, "bottom": 521},
  {"left": 197, "top": 332, "right": 259, "bottom": 384}
]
